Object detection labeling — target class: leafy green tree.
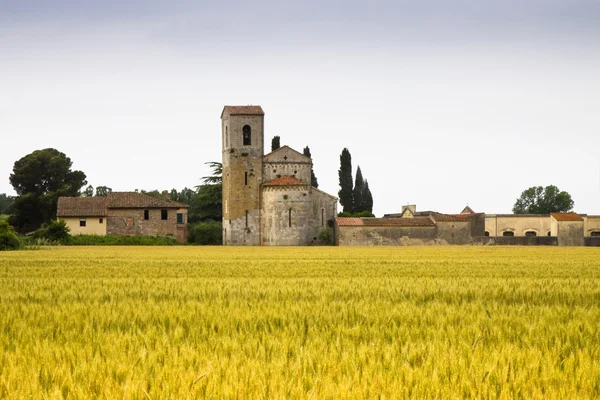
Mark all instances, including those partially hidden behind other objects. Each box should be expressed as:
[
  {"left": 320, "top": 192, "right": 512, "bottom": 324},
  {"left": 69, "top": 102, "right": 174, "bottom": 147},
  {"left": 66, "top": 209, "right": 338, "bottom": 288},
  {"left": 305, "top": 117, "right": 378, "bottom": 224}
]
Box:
[
  {"left": 95, "top": 186, "right": 112, "bottom": 197},
  {"left": 513, "top": 185, "right": 574, "bottom": 214},
  {"left": 353, "top": 166, "right": 365, "bottom": 213},
  {"left": 363, "top": 180, "right": 373, "bottom": 213},
  {"left": 303, "top": 146, "right": 319, "bottom": 188},
  {"left": 189, "top": 184, "right": 222, "bottom": 223},
  {"left": 9, "top": 148, "right": 87, "bottom": 232},
  {"left": 338, "top": 148, "right": 354, "bottom": 213},
  {"left": 271, "top": 136, "right": 281, "bottom": 152},
  {"left": 0, "top": 220, "right": 21, "bottom": 251},
  {"left": 84, "top": 185, "right": 94, "bottom": 197},
  {"left": 0, "top": 194, "right": 14, "bottom": 215}
]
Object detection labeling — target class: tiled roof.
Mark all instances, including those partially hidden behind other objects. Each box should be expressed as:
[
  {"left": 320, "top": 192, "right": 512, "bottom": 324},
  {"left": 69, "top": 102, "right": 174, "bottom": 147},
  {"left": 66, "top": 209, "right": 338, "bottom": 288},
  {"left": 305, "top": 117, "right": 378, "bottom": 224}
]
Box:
[
  {"left": 57, "top": 197, "right": 108, "bottom": 217},
  {"left": 336, "top": 217, "right": 435, "bottom": 227},
  {"left": 107, "top": 192, "right": 188, "bottom": 208},
  {"left": 221, "top": 105, "right": 264, "bottom": 116},
  {"left": 430, "top": 213, "right": 470, "bottom": 222},
  {"left": 263, "top": 176, "right": 308, "bottom": 187},
  {"left": 551, "top": 213, "right": 583, "bottom": 221}
]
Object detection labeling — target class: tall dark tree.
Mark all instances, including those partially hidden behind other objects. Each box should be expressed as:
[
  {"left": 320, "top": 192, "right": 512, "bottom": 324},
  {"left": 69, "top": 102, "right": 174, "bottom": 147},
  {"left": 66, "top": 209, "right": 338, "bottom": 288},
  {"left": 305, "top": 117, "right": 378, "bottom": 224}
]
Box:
[
  {"left": 303, "top": 146, "right": 319, "bottom": 188},
  {"left": 9, "top": 148, "right": 87, "bottom": 232},
  {"left": 0, "top": 194, "right": 14, "bottom": 215},
  {"left": 271, "top": 136, "right": 281, "bottom": 152},
  {"left": 84, "top": 185, "right": 94, "bottom": 197},
  {"left": 513, "top": 185, "right": 574, "bottom": 214},
  {"left": 353, "top": 166, "right": 365, "bottom": 212},
  {"left": 363, "top": 180, "right": 373, "bottom": 213},
  {"left": 338, "top": 148, "right": 354, "bottom": 213},
  {"left": 95, "top": 186, "right": 112, "bottom": 197}
]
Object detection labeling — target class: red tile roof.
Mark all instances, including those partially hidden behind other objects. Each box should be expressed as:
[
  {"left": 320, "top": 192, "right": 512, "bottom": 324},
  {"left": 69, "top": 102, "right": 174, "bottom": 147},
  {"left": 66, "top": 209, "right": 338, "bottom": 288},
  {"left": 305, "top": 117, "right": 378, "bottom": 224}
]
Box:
[
  {"left": 263, "top": 176, "right": 308, "bottom": 187},
  {"left": 430, "top": 213, "right": 470, "bottom": 222},
  {"left": 221, "top": 105, "right": 264, "bottom": 117},
  {"left": 551, "top": 213, "right": 583, "bottom": 221},
  {"left": 107, "top": 192, "right": 188, "bottom": 208},
  {"left": 57, "top": 197, "right": 108, "bottom": 217},
  {"left": 336, "top": 217, "right": 435, "bottom": 227}
]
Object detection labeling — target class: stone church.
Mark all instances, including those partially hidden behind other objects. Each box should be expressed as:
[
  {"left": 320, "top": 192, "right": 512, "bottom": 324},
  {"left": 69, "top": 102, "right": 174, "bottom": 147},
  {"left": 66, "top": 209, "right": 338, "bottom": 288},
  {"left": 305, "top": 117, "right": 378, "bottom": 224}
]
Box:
[{"left": 221, "top": 105, "right": 338, "bottom": 245}]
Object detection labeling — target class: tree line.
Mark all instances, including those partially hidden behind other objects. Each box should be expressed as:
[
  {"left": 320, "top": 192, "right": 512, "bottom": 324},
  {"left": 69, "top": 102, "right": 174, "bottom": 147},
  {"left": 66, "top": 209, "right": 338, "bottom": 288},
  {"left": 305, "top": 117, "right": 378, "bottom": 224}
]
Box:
[{"left": 1, "top": 147, "right": 577, "bottom": 247}]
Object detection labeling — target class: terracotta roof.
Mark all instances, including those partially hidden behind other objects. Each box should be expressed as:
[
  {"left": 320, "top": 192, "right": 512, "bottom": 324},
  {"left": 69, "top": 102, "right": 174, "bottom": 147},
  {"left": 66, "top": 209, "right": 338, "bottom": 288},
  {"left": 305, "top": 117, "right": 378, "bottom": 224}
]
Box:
[
  {"left": 57, "top": 197, "right": 108, "bottom": 217},
  {"left": 336, "top": 217, "right": 435, "bottom": 227},
  {"left": 107, "top": 192, "right": 188, "bottom": 208},
  {"left": 430, "top": 213, "right": 470, "bottom": 222},
  {"left": 551, "top": 213, "right": 583, "bottom": 221},
  {"left": 221, "top": 105, "right": 264, "bottom": 117},
  {"left": 263, "top": 176, "right": 308, "bottom": 187}
]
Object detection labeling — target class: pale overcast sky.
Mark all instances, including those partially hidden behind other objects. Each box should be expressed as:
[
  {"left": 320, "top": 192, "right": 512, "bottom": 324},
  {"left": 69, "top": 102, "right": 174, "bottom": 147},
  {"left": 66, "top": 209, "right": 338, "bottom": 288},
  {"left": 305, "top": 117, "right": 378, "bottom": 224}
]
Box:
[{"left": 1, "top": 0, "right": 599, "bottom": 216}]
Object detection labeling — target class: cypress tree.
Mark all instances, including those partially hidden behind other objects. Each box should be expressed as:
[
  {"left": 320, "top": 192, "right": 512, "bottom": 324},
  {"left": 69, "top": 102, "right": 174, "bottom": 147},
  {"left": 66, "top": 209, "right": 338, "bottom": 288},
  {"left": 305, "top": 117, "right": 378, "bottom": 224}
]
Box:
[
  {"left": 363, "top": 180, "right": 373, "bottom": 213},
  {"left": 353, "top": 166, "right": 364, "bottom": 212},
  {"left": 338, "top": 148, "right": 354, "bottom": 213},
  {"left": 303, "top": 146, "right": 319, "bottom": 188},
  {"left": 271, "top": 136, "right": 280, "bottom": 152}
]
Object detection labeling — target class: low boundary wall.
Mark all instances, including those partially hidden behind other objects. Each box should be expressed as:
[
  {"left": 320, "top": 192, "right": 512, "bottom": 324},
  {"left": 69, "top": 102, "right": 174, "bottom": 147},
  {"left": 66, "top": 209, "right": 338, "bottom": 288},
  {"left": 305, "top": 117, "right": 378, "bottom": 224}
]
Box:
[{"left": 474, "top": 236, "right": 558, "bottom": 246}]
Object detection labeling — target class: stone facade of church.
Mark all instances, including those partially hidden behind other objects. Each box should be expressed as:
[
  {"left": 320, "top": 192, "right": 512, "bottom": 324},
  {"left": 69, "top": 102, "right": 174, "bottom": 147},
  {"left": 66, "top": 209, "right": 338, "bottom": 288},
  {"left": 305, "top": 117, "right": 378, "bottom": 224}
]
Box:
[{"left": 221, "top": 106, "right": 337, "bottom": 246}]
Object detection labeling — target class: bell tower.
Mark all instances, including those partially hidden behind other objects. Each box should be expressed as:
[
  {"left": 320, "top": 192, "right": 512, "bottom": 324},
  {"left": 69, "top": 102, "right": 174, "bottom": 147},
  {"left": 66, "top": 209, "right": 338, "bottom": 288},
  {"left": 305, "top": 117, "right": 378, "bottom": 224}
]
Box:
[{"left": 221, "top": 105, "right": 264, "bottom": 245}]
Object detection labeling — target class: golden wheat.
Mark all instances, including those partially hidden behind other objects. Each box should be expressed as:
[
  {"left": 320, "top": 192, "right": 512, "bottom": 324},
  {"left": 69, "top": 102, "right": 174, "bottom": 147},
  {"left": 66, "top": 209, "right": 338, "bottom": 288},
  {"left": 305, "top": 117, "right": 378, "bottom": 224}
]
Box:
[{"left": 0, "top": 246, "right": 599, "bottom": 399}]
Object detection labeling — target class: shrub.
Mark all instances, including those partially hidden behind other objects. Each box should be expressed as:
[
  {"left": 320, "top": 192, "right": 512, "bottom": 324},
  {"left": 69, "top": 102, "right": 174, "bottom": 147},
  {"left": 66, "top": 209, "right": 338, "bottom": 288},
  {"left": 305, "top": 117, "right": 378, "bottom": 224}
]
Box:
[
  {"left": 0, "top": 220, "right": 21, "bottom": 251},
  {"left": 317, "top": 227, "right": 334, "bottom": 245},
  {"left": 32, "top": 220, "right": 71, "bottom": 244},
  {"left": 69, "top": 235, "right": 180, "bottom": 246},
  {"left": 188, "top": 221, "right": 222, "bottom": 245}
]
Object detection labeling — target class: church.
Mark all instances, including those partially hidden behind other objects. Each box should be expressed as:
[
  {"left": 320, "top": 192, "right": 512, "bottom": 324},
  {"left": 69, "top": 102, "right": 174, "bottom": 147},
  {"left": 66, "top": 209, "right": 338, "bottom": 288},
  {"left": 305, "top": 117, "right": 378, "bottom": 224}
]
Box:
[{"left": 221, "top": 105, "right": 338, "bottom": 245}]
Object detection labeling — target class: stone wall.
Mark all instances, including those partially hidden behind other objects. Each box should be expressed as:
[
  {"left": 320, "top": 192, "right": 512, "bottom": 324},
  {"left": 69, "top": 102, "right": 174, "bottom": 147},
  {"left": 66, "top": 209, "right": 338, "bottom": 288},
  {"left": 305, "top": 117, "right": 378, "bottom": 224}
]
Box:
[
  {"left": 261, "top": 185, "right": 313, "bottom": 245},
  {"left": 556, "top": 220, "right": 584, "bottom": 246},
  {"left": 107, "top": 208, "right": 186, "bottom": 239},
  {"left": 474, "top": 236, "right": 558, "bottom": 246},
  {"left": 436, "top": 221, "right": 472, "bottom": 245},
  {"left": 263, "top": 161, "right": 311, "bottom": 183},
  {"left": 337, "top": 225, "right": 438, "bottom": 246},
  {"left": 222, "top": 112, "right": 264, "bottom": 245}
]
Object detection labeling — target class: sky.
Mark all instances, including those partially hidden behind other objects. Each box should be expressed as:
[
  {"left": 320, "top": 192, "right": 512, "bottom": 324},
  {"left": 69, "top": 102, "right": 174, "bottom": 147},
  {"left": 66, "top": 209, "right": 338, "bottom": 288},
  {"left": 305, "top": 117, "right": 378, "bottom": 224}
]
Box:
[{"left": 1, "top": 0, "right": 599, "bottom": 216}]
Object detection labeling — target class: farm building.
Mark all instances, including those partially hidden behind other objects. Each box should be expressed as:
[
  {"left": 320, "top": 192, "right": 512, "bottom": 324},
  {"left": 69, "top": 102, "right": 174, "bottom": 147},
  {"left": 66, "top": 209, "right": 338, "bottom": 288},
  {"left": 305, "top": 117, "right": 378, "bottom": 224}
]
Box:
[{"left": 57, "top": 192, "right": 189, "bottom": 242}]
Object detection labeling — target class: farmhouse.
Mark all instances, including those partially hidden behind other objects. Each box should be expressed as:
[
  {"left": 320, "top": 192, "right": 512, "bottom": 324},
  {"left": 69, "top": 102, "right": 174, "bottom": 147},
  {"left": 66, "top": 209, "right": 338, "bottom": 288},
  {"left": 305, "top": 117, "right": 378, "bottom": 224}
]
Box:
[
  {"left": 221, "top": 106, "right": 338, "bottom": 245},
  {"left": 57, "top": 192, "right": 189, "bottom": 242}
]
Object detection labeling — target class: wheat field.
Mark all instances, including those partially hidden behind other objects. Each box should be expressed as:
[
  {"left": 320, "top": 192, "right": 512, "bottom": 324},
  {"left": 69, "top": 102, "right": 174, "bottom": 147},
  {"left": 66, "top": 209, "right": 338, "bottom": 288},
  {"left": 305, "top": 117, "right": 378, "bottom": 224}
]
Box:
[{"left": 0, "top": 246, "right": 599, "bottom": 399}]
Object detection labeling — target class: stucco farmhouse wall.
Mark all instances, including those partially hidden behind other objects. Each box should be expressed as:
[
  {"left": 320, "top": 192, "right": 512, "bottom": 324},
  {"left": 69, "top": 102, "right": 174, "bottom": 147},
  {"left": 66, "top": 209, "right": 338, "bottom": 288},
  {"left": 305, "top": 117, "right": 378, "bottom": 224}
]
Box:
[
  {"left": 583, "top": 216, "right": 600, "bottom": 237},
  {"left": 485, "top": 215, "right": 552, "bottom": 237},
  {"left": 60, "top": 216, "right": 107, "bottom": 236}
]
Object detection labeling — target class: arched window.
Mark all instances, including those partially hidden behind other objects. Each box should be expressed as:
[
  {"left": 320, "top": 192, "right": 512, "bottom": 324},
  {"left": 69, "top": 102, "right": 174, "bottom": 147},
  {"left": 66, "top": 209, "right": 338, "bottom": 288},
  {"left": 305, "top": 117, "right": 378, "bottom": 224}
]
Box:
[
  {"left": 225, "top": 126, "right": 228, "bottom": 147},
  {"left": 484, "top": 231, "right": 490, "bottom": 237},
  {"left": 547, "top": 231, "right": 551, "bottom": 236},
  {"left": 288, "top": 209, "right": 292, "bottom": 227},
  {"left": 243, "top": 125, "right": 251, "bottom": 145},
  {"left": 525, "top": 231, "right": 537, "bottom": 237},
  {"left": 591, "top": 231, "right": 600, "bottom": 237},
  {"left": 503, "top": 231, "right": 514, "bottom": 237}
]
